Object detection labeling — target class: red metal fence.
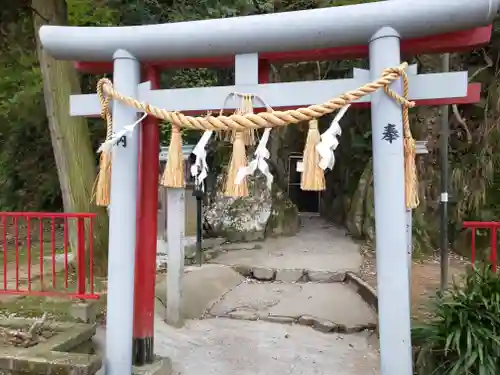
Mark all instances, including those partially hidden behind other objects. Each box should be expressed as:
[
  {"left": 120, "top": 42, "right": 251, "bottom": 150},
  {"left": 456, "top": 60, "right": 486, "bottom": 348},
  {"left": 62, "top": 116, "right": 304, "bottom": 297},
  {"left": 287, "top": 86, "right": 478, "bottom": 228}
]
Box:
[
  {"left": 462, "top": 221, "right": 498, "bottom": 272},
  {"left": 0, "top": 212, "right": 99, "bottom": 299}
]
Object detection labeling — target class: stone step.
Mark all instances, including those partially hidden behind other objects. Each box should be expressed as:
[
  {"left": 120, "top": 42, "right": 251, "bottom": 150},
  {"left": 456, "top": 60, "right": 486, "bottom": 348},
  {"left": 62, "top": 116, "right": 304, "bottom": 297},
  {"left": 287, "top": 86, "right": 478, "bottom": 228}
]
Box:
[
  {"left": 231, "top": 265, "right": 347, "bottom": 283},
  {"left": 208, "top": 234, "right": 362, "bottom": 283},
  {"left": 207, "top": 280, "right": 377, "bottom": 333},
  {"left": 155, "top": 264, "right": 246, "bottom": 320}
]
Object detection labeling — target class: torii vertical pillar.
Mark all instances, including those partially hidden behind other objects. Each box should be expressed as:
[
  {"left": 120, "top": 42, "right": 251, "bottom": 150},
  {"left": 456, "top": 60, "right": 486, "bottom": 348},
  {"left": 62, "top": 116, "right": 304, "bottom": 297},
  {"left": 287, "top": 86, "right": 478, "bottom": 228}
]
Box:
[
  {"left": 133, "top": 66, "right": 160, "bottom": 365},
  {"left": 105, "top": 49, "right": 141, "bottom": 375},
  {"left": 370, "top": 27, "right": 412, "bottom": 375}
]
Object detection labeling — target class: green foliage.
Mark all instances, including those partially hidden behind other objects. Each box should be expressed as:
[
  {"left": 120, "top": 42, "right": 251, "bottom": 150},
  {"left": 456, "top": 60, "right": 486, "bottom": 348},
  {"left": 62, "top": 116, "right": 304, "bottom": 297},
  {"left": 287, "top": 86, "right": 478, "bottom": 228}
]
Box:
[
  {"left": 67, "top": 0, "right": 119, "bottom": 25},
  {"left": 0, "top": 8, "right": 61, "bottom": 211},
  {"left": 412, "top": 266, "right": 500, "bottom": 375}
]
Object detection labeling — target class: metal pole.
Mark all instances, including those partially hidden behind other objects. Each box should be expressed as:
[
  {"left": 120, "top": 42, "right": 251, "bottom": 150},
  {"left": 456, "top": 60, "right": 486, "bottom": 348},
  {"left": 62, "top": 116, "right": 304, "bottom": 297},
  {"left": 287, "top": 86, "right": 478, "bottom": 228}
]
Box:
[
  {"left": 132, "top": 66, "right": 160, "bottom": 366},
  {"left": 194, "top": 185, "right": 203, "bottom": 266},
  {"left": 369, "top": 27, "right": 413, "bottom": 375},
  {"left": 105, "top": 49, "right": 141, "bottom": 375},
  {"left": 440, "top": 53, "right": 450, "bottom": 292}
]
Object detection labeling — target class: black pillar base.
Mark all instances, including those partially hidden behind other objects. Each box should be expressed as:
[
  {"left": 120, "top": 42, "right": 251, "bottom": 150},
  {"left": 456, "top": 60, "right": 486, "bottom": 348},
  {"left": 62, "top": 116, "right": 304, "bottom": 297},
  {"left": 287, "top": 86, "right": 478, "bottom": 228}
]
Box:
[{"left": 132, "top": 337, "right": 154, "bottom": 366}]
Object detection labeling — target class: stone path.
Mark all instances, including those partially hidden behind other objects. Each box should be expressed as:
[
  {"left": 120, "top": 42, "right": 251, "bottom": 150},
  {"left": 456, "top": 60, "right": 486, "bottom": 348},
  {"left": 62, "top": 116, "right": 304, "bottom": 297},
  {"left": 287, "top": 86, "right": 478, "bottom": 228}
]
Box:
[
  {"left": 95, "top": 317, "right": 379, "bottom": 375},
  {"left": 211, "top": 216, "right": 362, "bottom": 277},
  {"left": 208, "top": 280, "right": 376, "bottom": 332},
  {"left": 146, "top": 215, "right": 380, "bottom": 375},
  {"left": 157, "top": 318, "right": 379, "bottom": 375}
]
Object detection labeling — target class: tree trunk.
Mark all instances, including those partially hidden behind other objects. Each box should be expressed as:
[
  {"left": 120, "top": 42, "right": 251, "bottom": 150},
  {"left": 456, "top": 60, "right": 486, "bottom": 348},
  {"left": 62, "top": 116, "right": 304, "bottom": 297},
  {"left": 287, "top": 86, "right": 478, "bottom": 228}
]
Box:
[{"left": 31, "top": 0, "right": 109, "bottom": 275}]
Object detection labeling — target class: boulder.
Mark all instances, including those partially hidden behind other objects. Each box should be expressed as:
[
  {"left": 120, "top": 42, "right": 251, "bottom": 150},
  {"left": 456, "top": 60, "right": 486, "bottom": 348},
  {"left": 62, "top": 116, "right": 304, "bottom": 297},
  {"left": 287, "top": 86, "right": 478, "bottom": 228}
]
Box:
[
  {"left": 346, "top": 159, "right": 373, "bottom": 239},
  {"left": 204, "top": 174, "right": 299, "bottom": 242}
]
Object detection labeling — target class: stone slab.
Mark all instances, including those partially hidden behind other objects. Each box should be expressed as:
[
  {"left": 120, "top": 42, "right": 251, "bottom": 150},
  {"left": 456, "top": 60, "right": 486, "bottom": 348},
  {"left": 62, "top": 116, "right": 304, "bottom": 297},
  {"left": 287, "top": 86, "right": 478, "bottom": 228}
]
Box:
[
  {"left": 155, "top": 264, "right": 244, "bottom": 320},
  {"left": 93, "top": 329, "right": 172, "bottom": 375},
  {"left": 346, "top": 272, "right": 378, "bottom": 313},
  {"left": 219, "top": 242, "right": 263, "bottom": 251},
  {"left": 209, "top": 282, "right": 376, "bottom": 328},
  {"left": 133, "top": 357, "right": 172, "bottom": 375},
  {"left": 308, "top": 270, "right": 345, "bottom": 282},
  {"left": 211, "top": 217, "right": 362, "bottom": 275},
  {"left": 70, "top": 301, "right": 98, "bottom": 323},
  {"left": 275, "top": 269, "right": 305, "bottom": 282},
  {"left": 0, "top": 319, "right": 100, "bottom": 375},
  {"left": 252, "top": 267, "right": 275, "bottom": 280},
  {"left": 184, "top": 237, "right": 226, "bottom": 257},
  {"left": 210, "top": 282, "right": 297, "bottom": 315}
]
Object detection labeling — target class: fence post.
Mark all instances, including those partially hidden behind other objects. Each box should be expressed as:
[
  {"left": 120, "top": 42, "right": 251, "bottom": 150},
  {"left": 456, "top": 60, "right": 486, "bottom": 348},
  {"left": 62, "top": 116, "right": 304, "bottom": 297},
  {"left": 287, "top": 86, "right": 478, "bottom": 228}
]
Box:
[
  {"left": 490, "top": 226, "right": 497, "bottom": 272},
  {"left": 76, "top": 217, "right": 86, "bottom": 296}
]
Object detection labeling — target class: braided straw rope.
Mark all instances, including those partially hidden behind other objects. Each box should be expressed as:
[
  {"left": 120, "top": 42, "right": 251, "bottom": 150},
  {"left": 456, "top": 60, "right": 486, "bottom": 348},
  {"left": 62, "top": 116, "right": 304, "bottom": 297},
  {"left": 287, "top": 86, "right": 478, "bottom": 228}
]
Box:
[
  {"left": 96, "top": 63, "right": 414, "bottom": 131},
  {"left": 92, "top": 78, "right": 115, "bottom": 206},
  {"left": 384, "top": 70, "right": 419, "bottom": 209},
  {"left": 97, "top": 79, "right": 113, "bottom": 140},
  {"left": 95, "top": 62, "right": 419, "bottom": 207}
]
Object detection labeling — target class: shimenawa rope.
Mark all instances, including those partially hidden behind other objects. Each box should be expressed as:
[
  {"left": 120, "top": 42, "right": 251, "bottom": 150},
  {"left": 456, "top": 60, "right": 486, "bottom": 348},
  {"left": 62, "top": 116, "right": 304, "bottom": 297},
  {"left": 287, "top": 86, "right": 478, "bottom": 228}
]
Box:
[
  {"left": 92, "top": 79, "right": 114, "bottom": 206},
  {"left": 384, "top": 70, "right": 419, "bottom": 209},
  {"left": 96, "top": 63, "right": 414, "bottom": 131},
  {"left": 93, "top": 62, "right": 418, "bottom": 208}
]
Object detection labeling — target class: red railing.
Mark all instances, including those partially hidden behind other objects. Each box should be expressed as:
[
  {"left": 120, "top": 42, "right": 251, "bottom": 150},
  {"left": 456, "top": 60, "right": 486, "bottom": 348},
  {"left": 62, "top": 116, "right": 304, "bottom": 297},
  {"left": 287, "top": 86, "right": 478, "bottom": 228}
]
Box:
[
  {"left": 0, "top": 212, "right": 99, "bottom": 299},
  {"left": 463, "top": 221, "right": 499, "bottom": 272}
]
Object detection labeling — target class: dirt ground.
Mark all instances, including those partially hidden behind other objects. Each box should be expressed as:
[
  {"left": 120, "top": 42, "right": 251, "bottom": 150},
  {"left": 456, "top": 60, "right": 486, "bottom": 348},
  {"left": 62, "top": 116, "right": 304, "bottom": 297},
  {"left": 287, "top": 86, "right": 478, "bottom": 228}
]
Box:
[{"left": 359, "top": 246, "right": 469, "bottom": 319}]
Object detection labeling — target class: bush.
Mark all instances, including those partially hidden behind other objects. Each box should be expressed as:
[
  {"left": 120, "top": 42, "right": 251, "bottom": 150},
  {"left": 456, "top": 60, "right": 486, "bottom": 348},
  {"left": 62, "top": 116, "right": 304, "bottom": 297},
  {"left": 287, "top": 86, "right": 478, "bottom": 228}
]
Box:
[{"left": 412, "top": 266, "right": 500, "bottom": 375}]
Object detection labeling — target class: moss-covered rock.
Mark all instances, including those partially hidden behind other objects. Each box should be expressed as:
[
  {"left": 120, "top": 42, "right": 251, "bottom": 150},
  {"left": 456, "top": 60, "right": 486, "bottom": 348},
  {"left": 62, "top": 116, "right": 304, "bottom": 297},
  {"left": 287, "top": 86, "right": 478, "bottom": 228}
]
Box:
[
  {"left": 204, "top": 174, "right": 299, "bottom": 242},
  {"left": 266, "top": 188, "right": 300, "bottom": 237},
  {"left": 362, "top": 181, "right": 375, "bottom": 243},
  {"left": 346, "top": 159, "right": 373, "bottom": 239}
]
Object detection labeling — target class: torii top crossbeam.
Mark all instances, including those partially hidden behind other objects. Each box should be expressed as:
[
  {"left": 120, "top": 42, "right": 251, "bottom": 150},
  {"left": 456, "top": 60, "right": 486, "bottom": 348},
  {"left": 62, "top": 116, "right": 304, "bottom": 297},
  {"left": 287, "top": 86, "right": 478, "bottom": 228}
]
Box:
[{"left": 40, "top": 0, "right": 498, "bottom": 62}]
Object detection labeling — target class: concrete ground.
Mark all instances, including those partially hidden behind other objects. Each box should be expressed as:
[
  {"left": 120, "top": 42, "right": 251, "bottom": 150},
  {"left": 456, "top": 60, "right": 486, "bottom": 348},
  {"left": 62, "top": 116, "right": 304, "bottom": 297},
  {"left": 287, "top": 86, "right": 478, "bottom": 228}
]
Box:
[
  {"left": 156, "top": 318, "right": 379, "bottom": 375},
  {"left": 94, "top": 317, "right": 379, "bottom": 375},
  {"left": 155, "top": 264, "right": 245, "bottom": 320},
  {"left": 99, "top": 216, "right": 379, "bottom": 375},
  {"left": 208, "top": 280, "right": 377, "bottom": 330},
  {"left": 211, "top": 216, "right": 362, "bottom": 274}
]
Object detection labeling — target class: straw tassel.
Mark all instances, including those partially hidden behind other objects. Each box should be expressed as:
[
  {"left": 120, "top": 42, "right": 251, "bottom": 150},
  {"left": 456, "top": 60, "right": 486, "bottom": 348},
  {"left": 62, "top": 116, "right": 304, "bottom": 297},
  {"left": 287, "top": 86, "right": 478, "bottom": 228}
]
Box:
[
  {"left": 404, "top": 137, "right": 419, "bottom": 209},
  {"left": 401, "top": 71, "right": 419, "bottom": 209},
  {"left": 240, "top": 94, "right": 256, "bottom": 146},
  {"left": 300, "top": 119, "right": 325, "bottom": 191},
  {"left": 217, "top": 93, "right": 257, "bottom": 147},
  {"left": 222, "top": 93, "right": 256, "bottom": 197},
  {"left": 94, "top": 80, "right": 113, "bottom": 207},
  {"left": 161, "top": 124, "right": 185, "bottom": 188},
  {"left": 95, "top": 152, "right": 112, "bottom": 206},
  {"left": 224, "top": 131, "right": 249, "bottom": 197}
]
